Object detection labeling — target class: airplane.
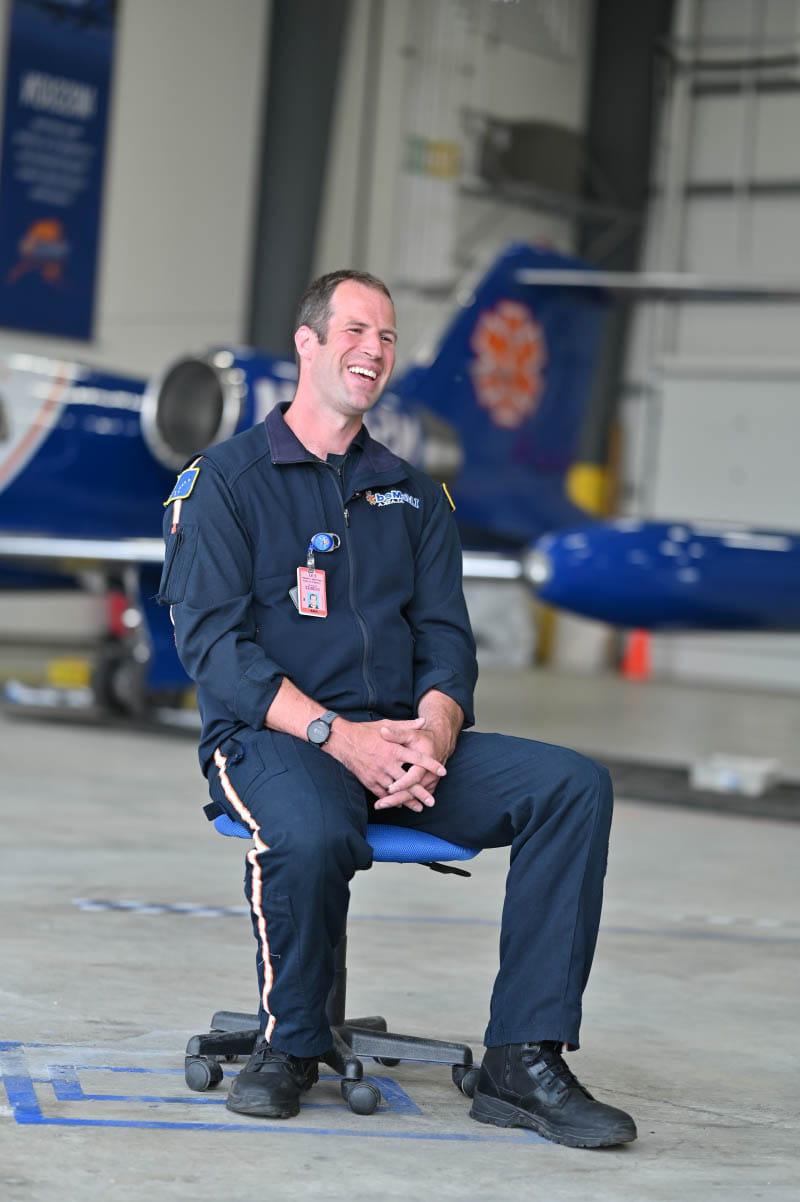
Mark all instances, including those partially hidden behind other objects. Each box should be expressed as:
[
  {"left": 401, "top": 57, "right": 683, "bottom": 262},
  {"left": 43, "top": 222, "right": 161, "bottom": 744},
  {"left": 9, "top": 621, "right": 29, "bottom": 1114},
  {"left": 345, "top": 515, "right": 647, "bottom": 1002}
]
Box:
[{"left": 2, "top": 241, "right": 799, "bottom": 717}]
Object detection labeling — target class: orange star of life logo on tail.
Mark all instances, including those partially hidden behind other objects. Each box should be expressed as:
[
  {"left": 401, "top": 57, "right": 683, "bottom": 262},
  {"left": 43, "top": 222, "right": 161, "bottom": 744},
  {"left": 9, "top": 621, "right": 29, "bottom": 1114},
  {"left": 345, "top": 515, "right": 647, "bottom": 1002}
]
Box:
[{"left": 470, "top": 299, "right": 547, "bottom": 429}]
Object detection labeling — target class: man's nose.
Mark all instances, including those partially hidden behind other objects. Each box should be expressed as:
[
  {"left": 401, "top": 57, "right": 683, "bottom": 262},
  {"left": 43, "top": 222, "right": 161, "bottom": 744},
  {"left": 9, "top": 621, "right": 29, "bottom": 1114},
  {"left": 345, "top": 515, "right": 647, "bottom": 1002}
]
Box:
[{"left": 360, "top": 330, "right": 382, "bottom": 358}]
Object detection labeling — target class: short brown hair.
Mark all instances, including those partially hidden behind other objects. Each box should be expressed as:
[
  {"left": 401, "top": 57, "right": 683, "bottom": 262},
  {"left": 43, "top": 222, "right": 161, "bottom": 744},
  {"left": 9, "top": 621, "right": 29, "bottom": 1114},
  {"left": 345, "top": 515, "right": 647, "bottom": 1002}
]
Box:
[{"left": 294, "top": 269, "right": 393, "bottom": 344}]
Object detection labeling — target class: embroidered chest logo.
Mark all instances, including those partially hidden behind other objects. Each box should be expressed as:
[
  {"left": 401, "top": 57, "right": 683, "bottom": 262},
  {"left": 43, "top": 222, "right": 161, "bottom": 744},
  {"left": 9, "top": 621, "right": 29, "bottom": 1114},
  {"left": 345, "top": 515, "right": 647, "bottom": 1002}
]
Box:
[
  {"left": 365, "top": 488, "right": 421, "bottom": 510},
  {"left": 470, "top": 299, "right": 547, "bottom": 429}
]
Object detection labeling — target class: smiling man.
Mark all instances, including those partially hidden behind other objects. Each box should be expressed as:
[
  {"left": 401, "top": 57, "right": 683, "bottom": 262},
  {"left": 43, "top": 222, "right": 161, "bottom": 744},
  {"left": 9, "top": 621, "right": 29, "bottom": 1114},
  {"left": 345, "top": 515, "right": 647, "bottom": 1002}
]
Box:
[{"left": 158, "top": 269, "right": 636, "bottom": 1148}]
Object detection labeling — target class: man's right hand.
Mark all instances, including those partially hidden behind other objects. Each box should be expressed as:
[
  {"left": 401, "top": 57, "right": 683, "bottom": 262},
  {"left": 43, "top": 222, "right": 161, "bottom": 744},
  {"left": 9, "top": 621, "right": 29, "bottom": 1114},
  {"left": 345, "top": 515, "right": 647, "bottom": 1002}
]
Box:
[{"left": 325, "top": 716, "right": 446, "bottom": 812}]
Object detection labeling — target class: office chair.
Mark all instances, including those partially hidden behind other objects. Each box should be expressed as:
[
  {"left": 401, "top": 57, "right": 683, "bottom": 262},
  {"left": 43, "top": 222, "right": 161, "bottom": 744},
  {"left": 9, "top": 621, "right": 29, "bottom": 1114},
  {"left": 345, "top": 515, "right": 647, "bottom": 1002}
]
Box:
[{"left": 184, "top": 817, "right": 481, "bottom": 1114}]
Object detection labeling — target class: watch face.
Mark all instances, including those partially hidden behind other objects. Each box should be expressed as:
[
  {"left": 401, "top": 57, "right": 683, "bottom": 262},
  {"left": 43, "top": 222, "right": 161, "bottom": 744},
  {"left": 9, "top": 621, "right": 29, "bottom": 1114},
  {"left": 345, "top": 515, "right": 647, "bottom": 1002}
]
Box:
[{"left": 308, "top": 719, "right": 329, "bottom": 745}]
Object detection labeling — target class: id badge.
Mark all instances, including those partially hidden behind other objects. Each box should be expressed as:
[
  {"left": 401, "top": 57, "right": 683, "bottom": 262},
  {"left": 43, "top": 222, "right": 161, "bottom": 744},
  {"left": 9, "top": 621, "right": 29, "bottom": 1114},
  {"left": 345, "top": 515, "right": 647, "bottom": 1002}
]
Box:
[{"left": 296, "top": 565, "right": 328, "bottom": 617}]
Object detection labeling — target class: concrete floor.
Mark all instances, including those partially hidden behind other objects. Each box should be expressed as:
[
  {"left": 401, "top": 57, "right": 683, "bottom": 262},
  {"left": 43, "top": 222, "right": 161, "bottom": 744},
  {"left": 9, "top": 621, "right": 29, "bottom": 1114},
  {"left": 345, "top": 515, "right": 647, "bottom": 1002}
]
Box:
[{"left": 1, "top": 668, "right": 799, "bottom": 1200}]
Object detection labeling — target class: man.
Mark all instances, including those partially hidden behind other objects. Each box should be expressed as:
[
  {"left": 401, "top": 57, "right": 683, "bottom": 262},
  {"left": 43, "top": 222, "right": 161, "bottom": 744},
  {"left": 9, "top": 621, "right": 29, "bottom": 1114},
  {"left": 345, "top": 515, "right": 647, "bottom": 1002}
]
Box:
[{"left": 158, "top": 270, "right": 636, "bottom": 1148}]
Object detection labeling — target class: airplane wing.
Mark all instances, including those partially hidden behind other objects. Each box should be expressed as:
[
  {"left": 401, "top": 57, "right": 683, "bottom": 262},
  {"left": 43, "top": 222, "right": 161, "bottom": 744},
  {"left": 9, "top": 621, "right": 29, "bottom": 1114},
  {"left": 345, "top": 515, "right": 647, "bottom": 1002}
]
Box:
[
  {"left": 0, "top": 535, "right": 165, "bottom": 567},
  {"left": 0, "top": 535, "right": 526, "bottom": 581},
  {"left": 461, "top": 551, "right": 523, "bottom": 580},
  {"left": 514, "top": 269, "right": 800, "bottom": 303}
]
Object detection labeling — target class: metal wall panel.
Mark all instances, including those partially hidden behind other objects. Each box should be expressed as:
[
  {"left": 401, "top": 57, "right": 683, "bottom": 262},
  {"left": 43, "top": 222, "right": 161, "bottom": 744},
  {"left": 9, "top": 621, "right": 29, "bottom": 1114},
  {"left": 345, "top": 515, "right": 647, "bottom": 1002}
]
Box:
[
  {"left": 649, "top": 370, "right": 800, "bottom": 524},
  {"left": 697, "top": 0, "right": 759, "bottom": 41},
  {"left": 753, "top": 94, "right": 800, "bottom": 177},
  {"left": 688, "top": 96, "right": 746, "bottom": 183}
]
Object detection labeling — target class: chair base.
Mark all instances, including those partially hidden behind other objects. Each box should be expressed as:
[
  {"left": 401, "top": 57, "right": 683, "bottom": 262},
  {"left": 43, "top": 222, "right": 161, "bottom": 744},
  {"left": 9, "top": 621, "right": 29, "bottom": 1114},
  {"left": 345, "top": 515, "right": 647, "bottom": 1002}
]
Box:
[{"left": 185, "top": 1008, "right": 479, "bottom": 1114}]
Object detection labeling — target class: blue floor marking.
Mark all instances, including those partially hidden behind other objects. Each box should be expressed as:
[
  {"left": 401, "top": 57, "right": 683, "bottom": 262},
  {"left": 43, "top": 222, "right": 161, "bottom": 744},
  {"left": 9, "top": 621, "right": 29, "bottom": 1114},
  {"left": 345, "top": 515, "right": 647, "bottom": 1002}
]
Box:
[
  {"left": 44, "top": 1064, "right": 420, "bottom": 1113},
  {"left": 1, "top": 1043, "right": 542, "bottom": 1143}
]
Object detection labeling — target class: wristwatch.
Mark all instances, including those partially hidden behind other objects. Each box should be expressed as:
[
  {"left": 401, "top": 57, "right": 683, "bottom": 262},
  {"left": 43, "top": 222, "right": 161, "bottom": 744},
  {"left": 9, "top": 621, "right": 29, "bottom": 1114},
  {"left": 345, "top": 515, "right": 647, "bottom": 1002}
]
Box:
[{"left": 307, "top": 710, "right": 339, "bottom": 747}]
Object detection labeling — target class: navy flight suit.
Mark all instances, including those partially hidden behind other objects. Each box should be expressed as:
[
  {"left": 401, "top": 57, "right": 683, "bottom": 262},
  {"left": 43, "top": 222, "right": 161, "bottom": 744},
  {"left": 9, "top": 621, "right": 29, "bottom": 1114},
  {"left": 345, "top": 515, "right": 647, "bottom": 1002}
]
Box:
[{"left": 158, "top": 404, "right": 613, "bottom": 1058}]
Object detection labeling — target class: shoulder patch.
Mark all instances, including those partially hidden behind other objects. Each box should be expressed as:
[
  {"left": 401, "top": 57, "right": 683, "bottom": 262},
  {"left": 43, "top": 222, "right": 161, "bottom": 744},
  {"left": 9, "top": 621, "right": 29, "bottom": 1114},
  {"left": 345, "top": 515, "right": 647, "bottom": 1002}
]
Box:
[
  {"left": 441, "top": 482, "right": 456, "bottom": 512},
  {"left": 164, "top": 465, "right": 200, "bottom": 507}
]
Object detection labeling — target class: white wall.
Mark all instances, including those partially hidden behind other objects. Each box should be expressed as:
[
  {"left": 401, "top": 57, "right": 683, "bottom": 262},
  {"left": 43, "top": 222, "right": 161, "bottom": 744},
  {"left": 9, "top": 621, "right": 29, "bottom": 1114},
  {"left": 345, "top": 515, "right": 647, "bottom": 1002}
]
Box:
[{"left": 0, "top": 0, "right": 269, "bottom": 378}]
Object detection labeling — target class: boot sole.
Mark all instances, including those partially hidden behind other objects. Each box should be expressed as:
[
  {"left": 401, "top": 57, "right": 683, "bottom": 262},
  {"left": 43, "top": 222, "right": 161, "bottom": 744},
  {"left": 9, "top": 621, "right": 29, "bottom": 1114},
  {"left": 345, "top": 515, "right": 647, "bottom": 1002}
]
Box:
[
  {"left": 225, "top": 1095, "right": 300, "bottom": 1119},
  {"left": 470, "top": 1090, "right": 637, "bottom": 1149}
]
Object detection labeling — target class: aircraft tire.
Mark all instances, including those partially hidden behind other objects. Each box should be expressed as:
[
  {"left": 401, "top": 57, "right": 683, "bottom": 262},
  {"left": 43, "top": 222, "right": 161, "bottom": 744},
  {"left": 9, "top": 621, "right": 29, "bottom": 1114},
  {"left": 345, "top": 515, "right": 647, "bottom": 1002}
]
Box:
[{"left": 91, "top": 639, "right": 147, "bottom": 718}]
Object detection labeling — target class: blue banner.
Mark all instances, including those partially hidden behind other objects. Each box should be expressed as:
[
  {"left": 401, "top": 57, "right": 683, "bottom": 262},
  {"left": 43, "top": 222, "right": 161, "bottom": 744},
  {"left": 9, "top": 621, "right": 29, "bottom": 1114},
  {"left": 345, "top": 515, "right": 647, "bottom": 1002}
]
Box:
[{"left": 0, "top": 0, "right": 116, "bottom": 339}]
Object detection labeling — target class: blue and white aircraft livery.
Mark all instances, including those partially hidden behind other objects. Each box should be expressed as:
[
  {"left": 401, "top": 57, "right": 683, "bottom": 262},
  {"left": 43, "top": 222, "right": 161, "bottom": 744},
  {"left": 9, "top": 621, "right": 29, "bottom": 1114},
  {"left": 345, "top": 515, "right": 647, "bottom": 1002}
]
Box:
[{"left": 1, "top": 243, "right": 798, "bottom": 715}]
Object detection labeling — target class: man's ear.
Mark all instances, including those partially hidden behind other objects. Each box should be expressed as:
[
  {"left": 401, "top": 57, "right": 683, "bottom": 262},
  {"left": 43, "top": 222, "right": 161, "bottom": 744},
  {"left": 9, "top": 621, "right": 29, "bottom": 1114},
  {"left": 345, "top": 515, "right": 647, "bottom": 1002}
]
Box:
[{"left": 294, "top": 324, "right": 316, "bottom": 362}]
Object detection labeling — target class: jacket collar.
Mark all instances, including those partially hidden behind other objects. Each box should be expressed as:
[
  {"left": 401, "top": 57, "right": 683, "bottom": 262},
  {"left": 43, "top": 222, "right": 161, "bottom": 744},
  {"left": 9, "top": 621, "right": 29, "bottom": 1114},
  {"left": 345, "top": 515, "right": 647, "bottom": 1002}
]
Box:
[{"left": 265, "top": 403, "right": 407, "bottom": 487}]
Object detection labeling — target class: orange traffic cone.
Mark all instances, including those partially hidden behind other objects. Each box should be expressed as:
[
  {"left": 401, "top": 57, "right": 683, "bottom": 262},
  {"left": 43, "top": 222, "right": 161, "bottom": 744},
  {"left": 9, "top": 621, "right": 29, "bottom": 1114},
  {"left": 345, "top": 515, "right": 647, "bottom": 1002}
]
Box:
[{"left": 621, "top": 629, "right": 651, "bottom": 681}]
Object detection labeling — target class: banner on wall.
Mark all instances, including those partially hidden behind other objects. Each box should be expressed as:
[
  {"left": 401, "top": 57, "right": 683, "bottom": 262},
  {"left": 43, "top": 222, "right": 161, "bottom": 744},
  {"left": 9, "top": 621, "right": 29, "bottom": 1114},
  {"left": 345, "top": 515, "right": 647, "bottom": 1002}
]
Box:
[{"left": 0, "top": 0, "right": 117, "bottom": 340}]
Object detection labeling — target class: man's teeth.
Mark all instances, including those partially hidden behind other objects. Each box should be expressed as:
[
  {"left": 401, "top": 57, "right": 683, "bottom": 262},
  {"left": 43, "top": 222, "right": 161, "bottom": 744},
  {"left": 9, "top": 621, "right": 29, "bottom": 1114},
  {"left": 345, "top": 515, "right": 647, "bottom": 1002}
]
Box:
[{"left": 348, "top": 366, "right": 377, "bottom": 380}]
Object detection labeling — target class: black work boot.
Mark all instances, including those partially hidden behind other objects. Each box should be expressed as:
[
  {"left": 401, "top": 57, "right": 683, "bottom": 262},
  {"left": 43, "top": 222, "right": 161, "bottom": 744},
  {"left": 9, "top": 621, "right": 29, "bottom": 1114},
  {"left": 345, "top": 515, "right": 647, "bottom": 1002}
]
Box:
[
  {"left": 470, "top": 1041, "right": 637, "bottom": 1148},
  {"left": 226, "top": 1034, "right": 319, "bottom": 1118}
]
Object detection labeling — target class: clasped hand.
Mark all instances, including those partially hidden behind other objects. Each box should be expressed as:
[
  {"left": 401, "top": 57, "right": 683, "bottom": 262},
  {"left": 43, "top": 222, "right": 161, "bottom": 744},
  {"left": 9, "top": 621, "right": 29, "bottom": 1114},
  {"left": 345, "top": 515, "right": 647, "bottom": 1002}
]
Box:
[{"left": 330, "top": 716, "right": 447, "bottom": 813}]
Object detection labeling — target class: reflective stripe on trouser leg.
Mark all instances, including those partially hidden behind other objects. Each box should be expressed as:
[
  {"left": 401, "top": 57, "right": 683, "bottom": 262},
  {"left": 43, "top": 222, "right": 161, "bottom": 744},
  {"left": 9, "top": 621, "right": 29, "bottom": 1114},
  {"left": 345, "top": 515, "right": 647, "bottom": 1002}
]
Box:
[{"left": 213, "top": 747, "right": 277, "bottom": 1042}]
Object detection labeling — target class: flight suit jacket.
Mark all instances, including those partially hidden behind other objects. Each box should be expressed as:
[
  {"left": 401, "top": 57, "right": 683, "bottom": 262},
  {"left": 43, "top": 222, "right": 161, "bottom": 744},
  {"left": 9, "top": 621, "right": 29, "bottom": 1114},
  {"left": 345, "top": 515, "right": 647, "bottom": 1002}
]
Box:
[{"left": 158, "top": 404, "right": 478, "bottom": 772}]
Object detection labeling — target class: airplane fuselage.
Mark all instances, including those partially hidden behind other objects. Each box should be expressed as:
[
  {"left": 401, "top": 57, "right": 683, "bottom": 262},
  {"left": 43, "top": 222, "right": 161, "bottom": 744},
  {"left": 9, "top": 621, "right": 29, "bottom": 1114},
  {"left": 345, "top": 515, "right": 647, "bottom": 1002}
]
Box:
[{"left": 0, "top": 355, "right": 167, "bottom": 539}]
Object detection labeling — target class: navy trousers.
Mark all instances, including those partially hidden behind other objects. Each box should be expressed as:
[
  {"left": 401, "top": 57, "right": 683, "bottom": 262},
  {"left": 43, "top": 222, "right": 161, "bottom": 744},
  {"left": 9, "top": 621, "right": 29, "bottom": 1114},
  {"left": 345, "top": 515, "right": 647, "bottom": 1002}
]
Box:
[{"left": 207, "top": 728, "right": 613, "bottom": 1059}]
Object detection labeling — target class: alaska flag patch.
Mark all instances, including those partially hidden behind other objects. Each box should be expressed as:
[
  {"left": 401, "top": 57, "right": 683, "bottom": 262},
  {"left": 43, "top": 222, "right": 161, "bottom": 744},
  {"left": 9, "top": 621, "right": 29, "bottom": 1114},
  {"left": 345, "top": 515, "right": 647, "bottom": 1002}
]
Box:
[{"left": 164, "top": 466, "right": 200, "bottom": 506}]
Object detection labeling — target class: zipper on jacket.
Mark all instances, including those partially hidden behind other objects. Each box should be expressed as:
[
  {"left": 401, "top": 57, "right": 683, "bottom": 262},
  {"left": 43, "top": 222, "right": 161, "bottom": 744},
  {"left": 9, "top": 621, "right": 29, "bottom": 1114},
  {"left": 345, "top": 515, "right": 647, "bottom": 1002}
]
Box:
[{"left": 324, "top": 464, "right": 376, "bottom": 710}]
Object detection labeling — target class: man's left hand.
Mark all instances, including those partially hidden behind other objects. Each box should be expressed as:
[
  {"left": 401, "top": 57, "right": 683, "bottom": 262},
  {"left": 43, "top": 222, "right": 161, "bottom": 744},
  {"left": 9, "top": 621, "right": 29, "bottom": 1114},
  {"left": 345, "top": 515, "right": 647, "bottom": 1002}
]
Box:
[{"left": 373, "top": 691, "right": 463, "bottom": 811}]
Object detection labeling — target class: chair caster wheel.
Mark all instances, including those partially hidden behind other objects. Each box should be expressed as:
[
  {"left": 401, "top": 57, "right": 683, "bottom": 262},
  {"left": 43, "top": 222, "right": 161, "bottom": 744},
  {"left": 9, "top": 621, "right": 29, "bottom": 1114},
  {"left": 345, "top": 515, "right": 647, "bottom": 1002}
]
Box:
[
  {"left": 185, "top": 1055, "right": 224, "bottom": 1091},
  {"left": 452, "top": 1064, "right": 479, "bottom": 1098},
  {"left": 373, "top": 1057, "right": 400, "bottom": 1067},
  {"left": 341, "top": 1079, "right": 381, "bottom": 1115}
]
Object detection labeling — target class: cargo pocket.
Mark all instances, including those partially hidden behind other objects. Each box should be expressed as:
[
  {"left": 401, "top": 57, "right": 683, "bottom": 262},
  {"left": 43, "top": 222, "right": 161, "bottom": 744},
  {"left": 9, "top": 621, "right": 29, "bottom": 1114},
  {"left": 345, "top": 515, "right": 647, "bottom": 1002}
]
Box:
[
  {"left": 217, "top": 731, "right": 288, "bottom": 810},
  {"left": 157, "top": 524, "right": 198, "bottom": 605}
]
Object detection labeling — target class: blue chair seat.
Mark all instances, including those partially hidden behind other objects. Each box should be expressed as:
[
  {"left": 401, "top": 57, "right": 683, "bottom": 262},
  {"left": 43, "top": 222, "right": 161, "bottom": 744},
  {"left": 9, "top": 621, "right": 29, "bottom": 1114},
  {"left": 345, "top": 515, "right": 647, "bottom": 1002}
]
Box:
[{"left": 212, "top": 813, "right": 478, "bottom": 864}]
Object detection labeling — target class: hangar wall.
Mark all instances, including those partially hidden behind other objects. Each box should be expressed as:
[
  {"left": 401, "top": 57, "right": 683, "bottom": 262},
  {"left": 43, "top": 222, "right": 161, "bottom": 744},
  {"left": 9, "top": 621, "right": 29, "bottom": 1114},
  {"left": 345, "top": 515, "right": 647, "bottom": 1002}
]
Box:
[
  {"left": 315, "top": 0, "right": 594, "bottom": 366},
  {"left": 624, "top": 0, "right": 800, "bottom": 692},
  {"left": 0, "top": 0, "right": 269, "bottom": 377}
]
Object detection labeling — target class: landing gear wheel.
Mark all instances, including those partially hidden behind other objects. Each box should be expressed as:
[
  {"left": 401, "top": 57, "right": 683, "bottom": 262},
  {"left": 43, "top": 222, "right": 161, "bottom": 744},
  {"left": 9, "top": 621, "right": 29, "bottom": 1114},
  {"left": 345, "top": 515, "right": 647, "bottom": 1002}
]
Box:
[
  {"left": 341, "top": 1079, "right": 381, "bottom": 1115},
  {"left": 373, "top": 1056, "right": 400, "bottom": 1067},
  {"left": 185, "top": 1055, "right": 224, "bottom": 1091},
  {"left": 452, "top": 1064, "right": 479, "bottom": 1098},
  {"left": 91, "top": 640, "right": 146, "bottom": 717}
]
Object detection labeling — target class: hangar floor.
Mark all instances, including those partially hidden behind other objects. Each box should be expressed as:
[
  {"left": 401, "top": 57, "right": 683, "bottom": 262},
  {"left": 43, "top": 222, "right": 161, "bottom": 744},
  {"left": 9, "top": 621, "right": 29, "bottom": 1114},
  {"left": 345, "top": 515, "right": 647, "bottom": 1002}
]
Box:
[{"left": 1, "top": 668, "right": 798, "bottom": 1201}]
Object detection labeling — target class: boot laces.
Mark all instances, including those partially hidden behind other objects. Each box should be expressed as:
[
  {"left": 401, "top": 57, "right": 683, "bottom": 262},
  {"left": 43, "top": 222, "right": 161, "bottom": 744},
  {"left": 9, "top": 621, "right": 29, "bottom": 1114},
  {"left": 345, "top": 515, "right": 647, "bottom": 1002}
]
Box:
[
  {"left": 250, "top": 1037, "right": 315, "bottom": 1081},
  {"left": 521, "top": 1041, "right": 581, "bottom": 1092}
]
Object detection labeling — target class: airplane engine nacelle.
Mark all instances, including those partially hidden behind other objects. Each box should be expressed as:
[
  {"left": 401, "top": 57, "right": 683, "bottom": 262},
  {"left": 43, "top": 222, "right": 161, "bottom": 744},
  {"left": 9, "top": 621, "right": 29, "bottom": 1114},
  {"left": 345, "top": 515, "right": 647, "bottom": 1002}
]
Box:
[{"left": 141, "top": 350, "right": 252, "bottom": 470}]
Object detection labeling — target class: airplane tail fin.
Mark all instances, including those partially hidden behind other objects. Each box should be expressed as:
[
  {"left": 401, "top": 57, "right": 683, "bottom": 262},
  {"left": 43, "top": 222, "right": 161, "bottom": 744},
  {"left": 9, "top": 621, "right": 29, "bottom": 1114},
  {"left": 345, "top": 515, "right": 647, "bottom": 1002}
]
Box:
[{"left": 393, "top": 244, "right": 611, "bottom": 546}]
